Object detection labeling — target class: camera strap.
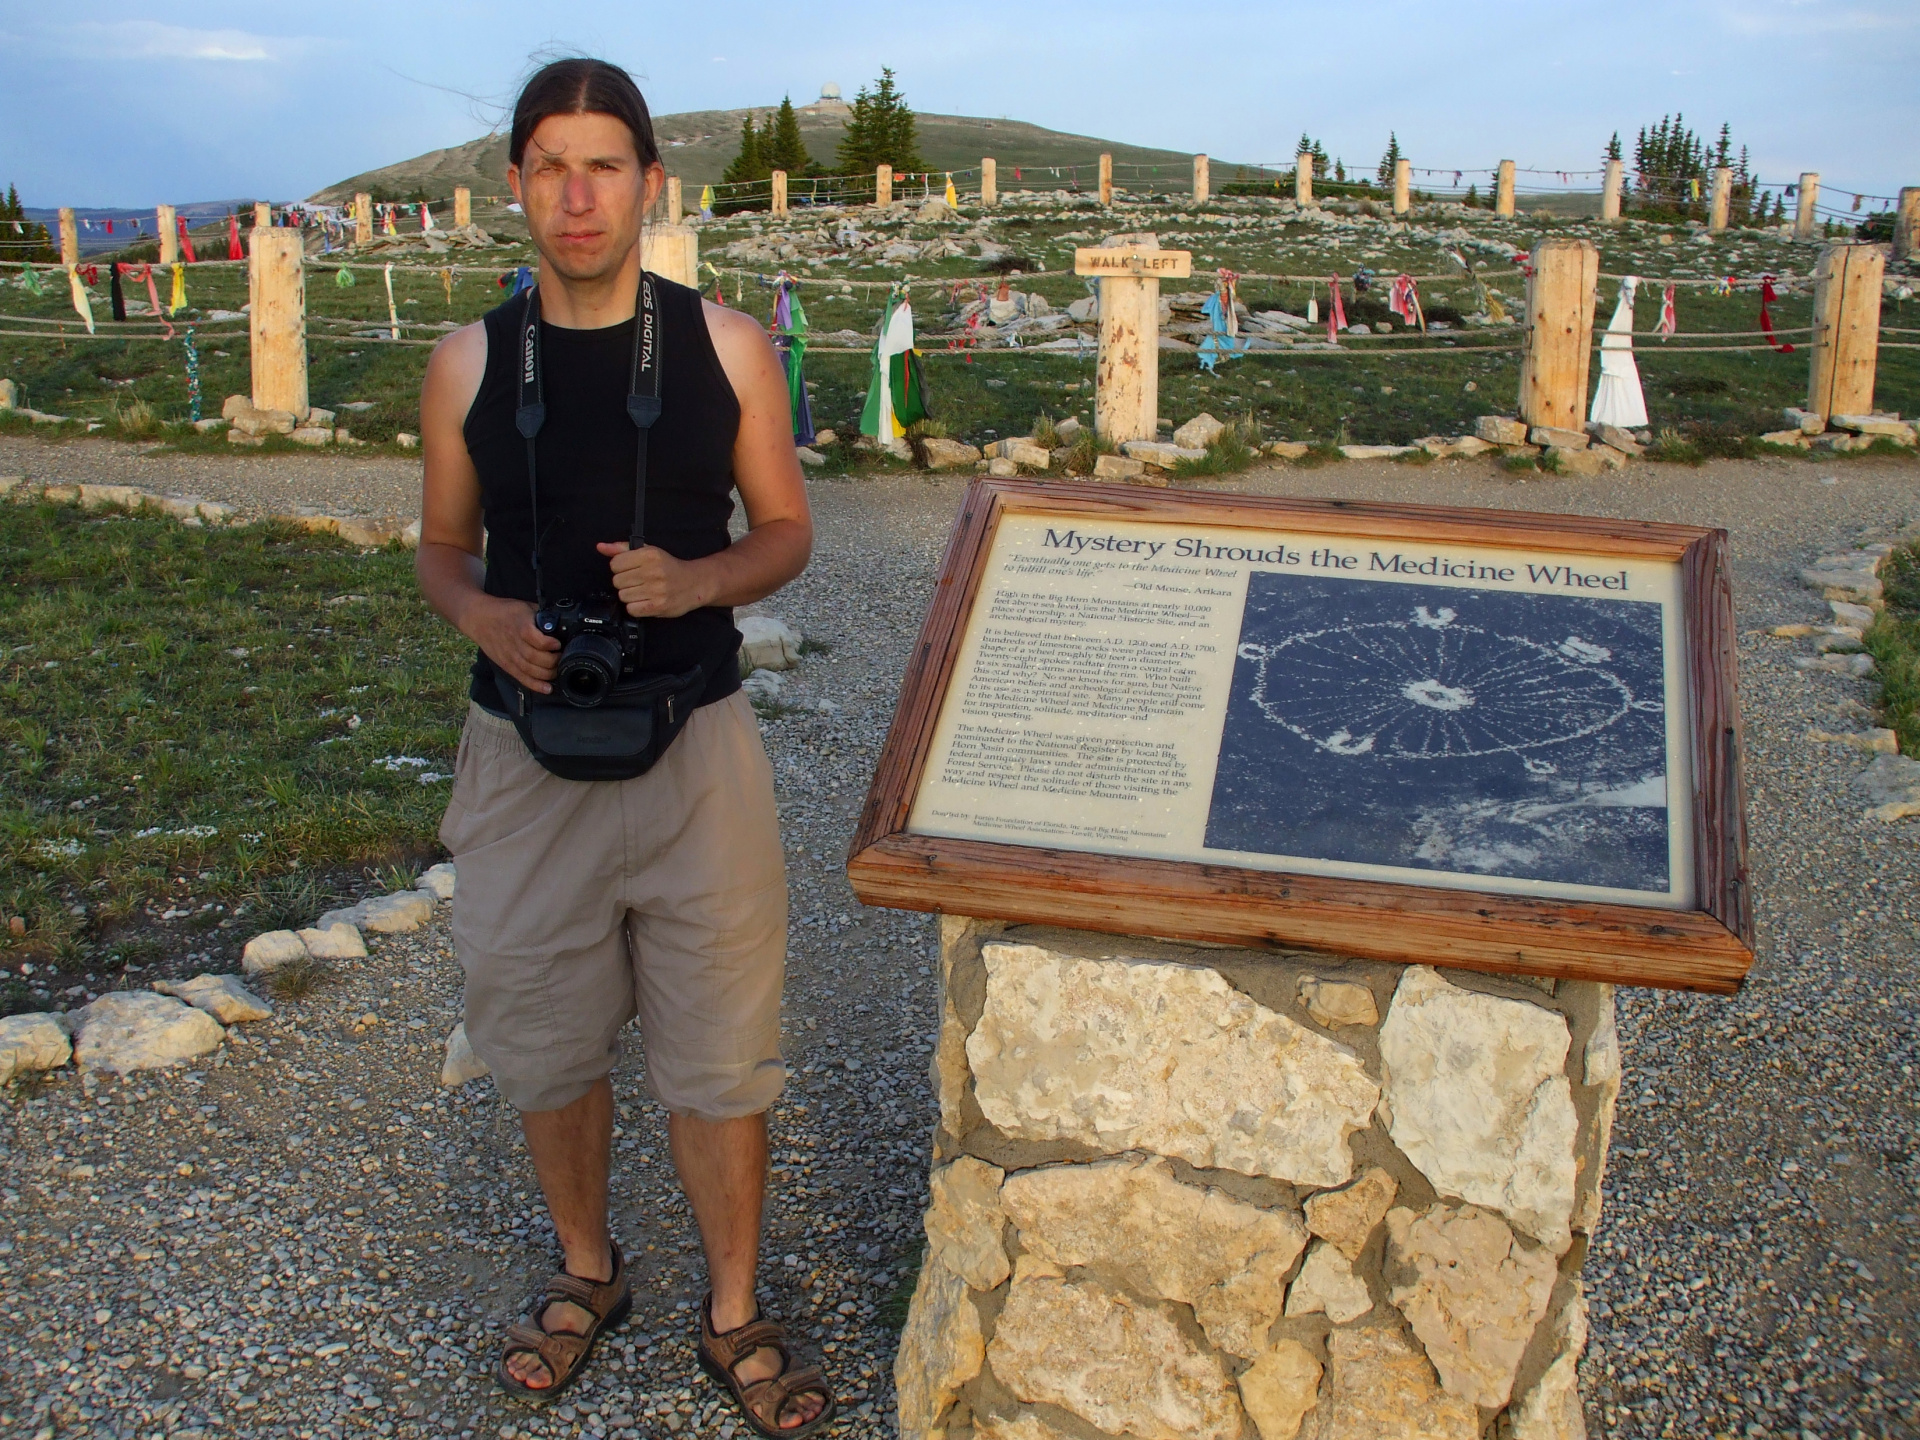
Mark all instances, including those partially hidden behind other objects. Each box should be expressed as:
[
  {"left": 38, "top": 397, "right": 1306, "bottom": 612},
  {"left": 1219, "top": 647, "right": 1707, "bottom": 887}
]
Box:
[{"left": 515, "top": 268, "right": 663, "bottom": 607}]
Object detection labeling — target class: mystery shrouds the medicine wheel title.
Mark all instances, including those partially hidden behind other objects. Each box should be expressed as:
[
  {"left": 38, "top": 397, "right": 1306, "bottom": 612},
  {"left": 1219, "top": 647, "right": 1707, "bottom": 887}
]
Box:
[{"left": 849, "top": 479, "right": 1751, "bottom": 993}]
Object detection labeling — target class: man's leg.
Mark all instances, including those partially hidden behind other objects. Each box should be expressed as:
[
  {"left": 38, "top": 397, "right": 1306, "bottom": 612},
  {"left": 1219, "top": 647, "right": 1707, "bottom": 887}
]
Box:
[
  {"left": 505, "top": 1077, "right": 616, "bottom": 1389},
  {"left": 671, "top": 1112, "right": 824, "bottom": 1427}
]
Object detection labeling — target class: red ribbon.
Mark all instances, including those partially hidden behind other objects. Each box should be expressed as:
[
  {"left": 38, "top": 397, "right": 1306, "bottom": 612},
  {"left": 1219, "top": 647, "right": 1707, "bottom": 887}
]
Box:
[
  {"left": 227, "top": 214, "right": 243, "bottom": 261},
  {"left": 1327, "top": 275, "right": 1347, "bottom": 342},
  {"left": 177, "top": 215, "right": 198, "bottom": 264},
  {"left": 1759, "top": 275, "right": 1794, "bottom": 352},
  {"left": 118, "top": 262, "right": 174, "bottom": 339}
]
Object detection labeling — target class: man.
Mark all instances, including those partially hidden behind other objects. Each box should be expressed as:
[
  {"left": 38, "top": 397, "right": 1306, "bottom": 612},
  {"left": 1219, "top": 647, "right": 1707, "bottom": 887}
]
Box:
[{"left": 415, "top": 57, "right": 831, "bottom": 1434}]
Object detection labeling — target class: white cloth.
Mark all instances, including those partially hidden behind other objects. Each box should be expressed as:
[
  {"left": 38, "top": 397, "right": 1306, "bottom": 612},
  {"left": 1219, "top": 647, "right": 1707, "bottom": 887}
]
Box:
[
  {"left": 1589, "top": 275, "right": 1647, "bottom": 429},
  {"left": 861, "top": 296, "right": 916, "bottom": 439}
]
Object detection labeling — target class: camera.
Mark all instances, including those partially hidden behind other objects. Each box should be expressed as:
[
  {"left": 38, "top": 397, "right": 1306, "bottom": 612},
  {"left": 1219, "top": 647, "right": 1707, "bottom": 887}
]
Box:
[{"left": 533, "top": 596, "right": 645, "bottom": 707}]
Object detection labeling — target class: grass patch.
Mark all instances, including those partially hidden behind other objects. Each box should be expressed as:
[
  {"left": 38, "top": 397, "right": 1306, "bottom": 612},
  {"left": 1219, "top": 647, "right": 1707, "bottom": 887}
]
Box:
[
  {"left": 264, "top": 953, "right": 336, "bottom": 1001},
  {"left": 1866, "top": 543, "right": 1920, "bottom": 757},
  {"left": 0, "top": 499, "right": 468, "bottom": 1012},
  {"left": 1499, "top": 452, "right": 1540, "bottom": 474},
  {"left": 1290, "top": 441, "right": 1347, "bottom": 469},
  {"left": 1171, "top": 421, "right": 1260, "bottom": 479},
  {"left": 876, "top": 1245, "right": 926, "bottom": 1334}
]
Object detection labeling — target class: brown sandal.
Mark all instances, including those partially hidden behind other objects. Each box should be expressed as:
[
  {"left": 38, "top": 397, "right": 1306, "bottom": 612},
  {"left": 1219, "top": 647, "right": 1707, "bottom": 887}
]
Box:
[
  {"left": 697, "top": 1291, "right": 837, "bottom": 1438},
  {"left": 495, "top": 1242, "right": 632, "bottom": 1406}
]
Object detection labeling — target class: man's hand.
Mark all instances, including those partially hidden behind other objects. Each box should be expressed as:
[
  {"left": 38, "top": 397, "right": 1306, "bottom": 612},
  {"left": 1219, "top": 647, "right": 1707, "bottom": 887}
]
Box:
[
  {"left": 466, "top": 595, "right": 560, "bottom": 694},
  {"left": 598, "top": 542, "right": 712, "bottom": 619}
]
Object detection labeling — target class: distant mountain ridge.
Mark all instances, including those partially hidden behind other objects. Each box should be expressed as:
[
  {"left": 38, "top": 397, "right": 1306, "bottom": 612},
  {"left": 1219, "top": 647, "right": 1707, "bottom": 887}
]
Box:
[{"left": 310, "top": 98, "right": 1222, "bottom": 204}]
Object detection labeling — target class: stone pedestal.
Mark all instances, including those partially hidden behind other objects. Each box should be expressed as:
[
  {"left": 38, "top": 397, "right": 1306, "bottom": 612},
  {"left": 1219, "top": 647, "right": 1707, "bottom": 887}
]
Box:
[{"left": 896, "top": 918, "right": 1619, "bottom": 1440}]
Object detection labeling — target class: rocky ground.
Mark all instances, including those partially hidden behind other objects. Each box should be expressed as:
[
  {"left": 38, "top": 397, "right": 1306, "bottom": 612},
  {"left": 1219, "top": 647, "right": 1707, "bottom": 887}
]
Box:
[{"left": 2, "top": 442, "right": 1918, "bottom": 1439}]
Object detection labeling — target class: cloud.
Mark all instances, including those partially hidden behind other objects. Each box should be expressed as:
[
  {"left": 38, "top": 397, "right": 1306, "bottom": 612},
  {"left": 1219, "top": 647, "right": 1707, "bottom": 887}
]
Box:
[{"left": 40, "top": 21, "right": 319, "bottom": 62}]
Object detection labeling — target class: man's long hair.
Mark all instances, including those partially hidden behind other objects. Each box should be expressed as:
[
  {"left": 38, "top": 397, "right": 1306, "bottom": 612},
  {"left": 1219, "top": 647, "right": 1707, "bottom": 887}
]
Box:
[{"left": 510, "top": 59, "right": 660, "bottom": 170}]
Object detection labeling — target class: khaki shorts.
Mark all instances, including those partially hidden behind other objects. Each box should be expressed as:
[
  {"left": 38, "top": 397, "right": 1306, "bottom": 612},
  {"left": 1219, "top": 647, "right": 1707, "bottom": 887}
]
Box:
[{"left": 438, "top": 692, "right": 787, "bottom": 1117}]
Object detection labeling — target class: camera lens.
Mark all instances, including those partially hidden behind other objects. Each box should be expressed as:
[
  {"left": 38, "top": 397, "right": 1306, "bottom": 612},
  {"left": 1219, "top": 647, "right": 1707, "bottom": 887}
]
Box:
[{"left": 555, "top": 633, "right": 624, "bottom": 707}]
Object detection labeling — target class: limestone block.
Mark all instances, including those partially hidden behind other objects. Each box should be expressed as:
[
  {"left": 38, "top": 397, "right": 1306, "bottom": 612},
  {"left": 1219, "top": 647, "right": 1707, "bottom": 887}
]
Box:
[
  {"left": 975, "top": 1416, "right": 1077, "bottom": 1440},
  {"left": 988, "top": 1276, "right": 1244, "bottom": 1440},
  {"left": 334, "top": 516, "right": 400, "bottom": 547},
  {"left": 306, "top": 406, "right": 337, "bottom": 428},
  {"left": 1000, "top": 1154, "right": 1308, "bottom": 1358},
  {"left": 288, "top": 426, "right": 334, "bottom": 447},
  {"left": 1304, "top": 1166, "right": 1399, "bottom": 1260},
  {"left": 1548, "top": 446, "right": 1604, "bottom": 477},
  {"left": 1528, "top": 425, "right": 1588, "bottom": 450},
  {"left": 1122, "top": 440, "right": 1205, "bottom": 468},
  {"left": 932, "top": 993, "right": 970, "bottom": 1142},
  {"left": 233, "top": 407, "right": 297, "bottom": 436},
  {"left": 1238, "top": 1339, "right": 1323, "bottom": 1440},
  {"left": 1285, "top": 1240, "right": 1372, "bottom": 1323},
  {"left": 1782, "top": 405, "right": 1825, "bottom": 434},
  {"left": 1760, "top": 429, "right": 1813, "bottom": 448},
  {"left": 894, "top": 1253, "right": 984, "bottom": 1439},
  {"left": 1588, "top": 423, "right": 1644, "bottom": 455},
  {"left": 1265, "top": 441, "right": 1312, "bottom": 461},
  {"left": 71, "top": 992, "right": 225, "bottom": 1074},
  {"left": 924, "top": 1156, "right": 1010, "bottom": 1290},
  {"left": 1174, "top": 412, "right": 1227, "bottom": 449},
  {"left": 222, "top": 393, "right": 252, "bottom": 419},
  {"left": 0, "top": 1011, "right": 73, "bottom": 1084},
  {"left": 988, "top": 456, "right": 1019, "bottom": 477},
  {"left": 920, "top": 437, "right": 982, "bottom": 471},
  {"left": 985, "top": 438, "right": 1050, "bottom": 469},
  {"left": 440, "top": 1023, "right": 490, "bottom": 1088},
  {"left": 358, "top": 890, "right": 436, "bottom": 933},
  {"left": 1377, "top": 967, "right": 1578, "bottom": 1252},
  {"left": 1338, "top": 444, "right": 1415, "bottom": 460},
  {"left": 154, "top": 974, "right": 272, "bottom": 1024},
  {"left": 241, "top": 929, "right": 310, "bottom": 975},
  {"left": 1832, "top": 413, "right": 1916, "bottom": 442},
  {"left": 298, "top": 922, "right": 367, "bottom": 960},
  {"left": 1829, "top": 600, "right": 1877, "bottom": 628},
  {"left": 1384, "top": 1203, "right": 1558, "bottom": 1408},
  {"left": 418, "top": 862, "right": 458, "bottom": 901},
  {"left": 738, "top": 615, "right": 804, "bottom": 673},
  {"left": 1310, "top": 1327, "right": 1478, "bottom": 1440},
  {"left": 77, "top": 483, "right": 148, "bottom": 510},
  {"left": 1298, "top": 978, "right": 1379, "bottom": 1029},
  {"left": 1093, "top": 454, "right": 1148, "bottom": 480},
  {"left": 1054, "top": 417, "right": 1084, "bottom": 444},
  {"left": 1856, "top": 752, "right": 1920, "bottom": 822},
  {"left": 1474, "top": 415, "right": 1529, "bottom": 445},
  {"left": 1507, "top": 1281, "right": 1590, "bottom": 1440},
  {"left": 969, "top": 943, "right": 1379, "bottom": 1187}
]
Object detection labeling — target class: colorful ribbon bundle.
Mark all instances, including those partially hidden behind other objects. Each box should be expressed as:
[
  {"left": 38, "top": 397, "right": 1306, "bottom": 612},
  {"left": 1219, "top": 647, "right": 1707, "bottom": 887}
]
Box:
[
  {"left": 1388, "top": 274, "right": 1425, "bottom": 332},
  {"left": 183, "top": 326, "right": 201, "bottom": 424},
  {"left": 1198, "top": 270, "right": 1245, "bottom": 375},
  {"left": 169, "top": 263, "right": 186, "bottom": 315},
  {"left": 1326, "top": 275, "right": 1348, "bottom": 343},
  {"left": 769, "top": 274, "right": 814, "bottom": 445},
  {"left": 861, "top": 285, "right": 921, "bottom": 441},
  {"left": 1758, "top": 275, "right": 1794, "bottom": 352},
  {"left": 116, "top": 263, "right": 174, "bottom": 338},
  {"left": 1655, "top": 282, "right": 1678, "bottom": 339}
]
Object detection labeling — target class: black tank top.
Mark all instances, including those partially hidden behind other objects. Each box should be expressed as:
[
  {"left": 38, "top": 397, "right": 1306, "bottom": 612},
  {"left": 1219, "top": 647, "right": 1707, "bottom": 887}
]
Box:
[{"left": 463, "top": 274, "right": 743, "bottom": 712}]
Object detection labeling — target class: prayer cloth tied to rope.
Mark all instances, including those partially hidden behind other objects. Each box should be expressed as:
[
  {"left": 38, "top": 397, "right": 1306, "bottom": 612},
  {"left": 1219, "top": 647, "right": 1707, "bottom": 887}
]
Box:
[
  {"left": 1590, "top": 275, "right": 1648, "bottom": 430},
  {"left": 770, "top": 274, "right": 814, "bottom": 445}
]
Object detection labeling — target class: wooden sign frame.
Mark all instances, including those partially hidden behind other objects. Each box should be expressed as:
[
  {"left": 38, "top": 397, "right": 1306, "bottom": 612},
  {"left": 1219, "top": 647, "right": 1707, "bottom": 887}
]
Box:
[{"left": 848, "top": 479, "right": 1752, "bottom": 993}]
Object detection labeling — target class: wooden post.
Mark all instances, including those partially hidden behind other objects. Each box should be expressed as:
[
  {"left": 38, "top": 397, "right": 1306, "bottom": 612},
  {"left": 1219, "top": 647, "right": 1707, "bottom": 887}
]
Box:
[
  {"left": 981, "top": 158, "right": 997, "bottom": 207},
  {"left": 453, "top": 187, "right": 471, "bottom": 228},
  {"left": 1897, "top": 187, "right": 1920, "bottom": 261},
  {"left": 1807, "top": 243, "right": 1885, "bottom": 422},
  {"left": 1795, "top": 173, "right": 1820, "bottom": 238},
  {"left": 248, "top": 228, "right": 308, "bottom": 420},
  {"left": 58, "top": 208, "right": 77, "bottom": 267},
  {"left": 1709, "top": 168, "right": 1732, "bottom": 231},
  {"left": 641, "top": 224, "right": 699, "bottom": 288},
  {"left": 875, "top": 164, "right": 893, "bottom": 208},
  {"left": 770, "top": 170, "right": 788, "bottom": 217},
  {"left": 1393, "top": 158, "right": 1410, "bottom": 215},
  {"left": 353, "top": 193, "right": 372, "bottom": 248},
  {"left": 1099, "top": 153, "right": 1114, "bottom": 206},
  {"left": 157, "top": 205, "right": 178, "bottom": 266},
  {"left": 1076, "top": 236, "right": 1192, "bottom": 447},
  {"left": 666, "top": 177, "right": 684, "bottom": 225},
  {"left": 1192, "top": 155, "right": 1209, "bottom": 205},
  {"left": 254, "top": 201, "right": 272, "bottom": 230},
  {"left": 1495, "top": 160, "right": 1516, "bottom": 218},
  {"left": 1602, "top": 158, "right": 1624, "bottom": 223},
  {"left": 1295, "top": 152, "right": 1313, "bottom": 207},
  {"left": 1518, "top": 237, "right": 1599, "bottom": 432}
]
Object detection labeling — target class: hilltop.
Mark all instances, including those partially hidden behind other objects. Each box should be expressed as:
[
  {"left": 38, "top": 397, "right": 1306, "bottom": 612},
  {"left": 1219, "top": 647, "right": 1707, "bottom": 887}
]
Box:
[{"left": 309, "top": 93, "right": 1218, "bottom": 203}]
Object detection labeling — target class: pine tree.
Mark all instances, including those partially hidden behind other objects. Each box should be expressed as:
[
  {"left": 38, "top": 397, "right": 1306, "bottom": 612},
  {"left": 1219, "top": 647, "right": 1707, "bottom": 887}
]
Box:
[
  {"left": 0, "top": 183, "right": 58, "bottom": 264},
  {"left": 836, "top": 68, "right": 925, "bottom": 175},
  {"left": 766, "top": 97, "right": 817, "bottom": 176},
  {"left": 1604, "top": 132, "right": 1622, "bottom": 165},
  {"left": 722, "top": 113, "right": 767, "bottom": 187},
  {"left": 1375, "top": 133, "right": 1404, "bottom": 190}
]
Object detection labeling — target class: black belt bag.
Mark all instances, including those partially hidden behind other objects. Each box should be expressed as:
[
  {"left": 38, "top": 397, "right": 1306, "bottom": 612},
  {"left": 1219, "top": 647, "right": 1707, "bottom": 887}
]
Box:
[{"left": 492, "top": 662, "right": 709, "bottom": 782}]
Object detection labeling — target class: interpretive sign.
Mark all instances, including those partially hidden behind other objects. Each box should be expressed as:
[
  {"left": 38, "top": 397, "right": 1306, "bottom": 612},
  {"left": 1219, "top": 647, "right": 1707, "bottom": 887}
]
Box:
[
  {"left": 849, "top": 480, "right": 1752, "bottom": 992},
  {"left": 1073, "top": 246, "right": 1194, "bottom": 279}
]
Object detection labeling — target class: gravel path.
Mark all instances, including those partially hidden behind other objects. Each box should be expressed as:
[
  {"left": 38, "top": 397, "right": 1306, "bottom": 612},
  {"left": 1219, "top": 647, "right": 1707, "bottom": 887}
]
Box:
[{"left": 3, "top": 439, "right": 1918, "bottom": 1440}]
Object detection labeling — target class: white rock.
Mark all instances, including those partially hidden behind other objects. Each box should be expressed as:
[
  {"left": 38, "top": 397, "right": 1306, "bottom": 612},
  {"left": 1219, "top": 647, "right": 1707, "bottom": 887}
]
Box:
[
  {"left": 440, "top": 1023, "right": 490, "bottom": 1087},
  {"left": 1284, "top": 1240, "right": 1373, "bottom": 1323},
  {"left": 1299, "top": 977, "right": 1379, "bottom": 1028},
  {"left": 71, "top": 992, "right": 225, "bottom": 1074},
  {"left": 923, "top": 1156, "right": 1010, "bottom": 1291},
  {"left": 1054, "top": 416, "right": 1084, "bottom": 443},
  {"left": 741, "top": 669, "right": 785, "bottom": 704},
  {"left": 1385, "top": 1203, "right": 1559, "bottom": 1408},
  {"left": 1313, "top": 1326, "right": 1478, "bottom": 1440},
  {"left": 1173, "top": 412, "right": 1227, "bottom": 450},
  {"left": 154, "top": 975, "right": 272, "bottom": 1025},
  {"left": 417, "top": 862, "right": 458, "bottom": 901},
  {"left": 288, "top": 426, "right": 334, "bottom": 447},
  {"left": 1121, "top": 439, "right": 1204, "bottom": 467},
  {"left": 1304, "top": 1165, "right": 1399, "bottom": 1259},
  {"left": 974, "top": 1416, "right": 1077, "bottom": 1440},
  {"left": 1377, "top": 967, "right": 1578, "bottom": 1253},
  {"left": 1339, "top": 444, "right": 1416, "bottom": 460},
  {"left": 1237, "top": 1339, "right": 1322, "bottom": 1440},
  {"left": 894, "top": 1253, "right": 984, "bottom": 1438},
  {"left": 357, "top": 890, "right": 435, "bottom": 934},
  {"left": 919, "top": 437, "right": 982, "bottom": 471},
  {"left": 315, "top": 904, "right": 367, "bottom": 932},
  {"left": 969, "top": 943, "right": 1380, "bottom": 1188},
  {"left": 241, "top": 929, "right": 310, "bottom": 976},
  {"left": 984, "top": 438, "right": 1050, "bottom": 469},
  {"left": 1793, "top": 652, "right": 1875, "bottom": 677},
  {"left": 794, "top": 445, "right": 826, "bottom": 468},
  {"left": 0, "top": 1012, "right": 73, "bottom": 1084},
  {"left": 738, "top": 615, "right": 804, "bottom": 673},
  {"left": 987, "top": 1276, "right": 1244, "bottom": 1440},
  {"left": 1582, "top": 998, "right": 1620, "bottom": 1089},
  {"left": 298, "top": 922, "right": 367, "bottom": 960},
  {"left": 1000, "top": 1154, "right": 1307, "bottom": 1357},
  {"left": 1506, "top": 1282, "right": 1590, "bottom": 1440},
  {"left": 1855, "top": 752, "right": 1920, "bottom": 821}
]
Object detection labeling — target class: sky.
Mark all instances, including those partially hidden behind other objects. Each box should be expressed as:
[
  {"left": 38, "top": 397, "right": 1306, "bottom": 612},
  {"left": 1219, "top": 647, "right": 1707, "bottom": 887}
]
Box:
[{"left": 3, "top": 0, "right": 1915, "bottom": 209}]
